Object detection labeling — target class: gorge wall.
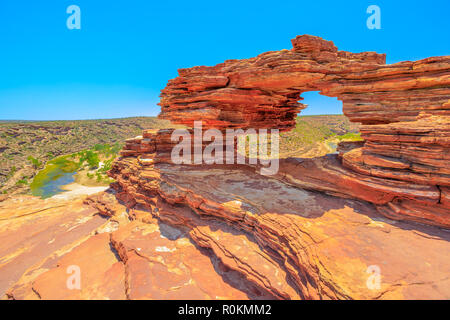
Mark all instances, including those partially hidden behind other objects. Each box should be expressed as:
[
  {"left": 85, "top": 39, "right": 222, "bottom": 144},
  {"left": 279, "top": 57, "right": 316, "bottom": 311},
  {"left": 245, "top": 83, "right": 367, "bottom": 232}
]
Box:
[
  {"left": 4, "top": 35, "right": 450, "bottom": 300},
  {"left": 126, "top": 35, "right": 450, "bottom": 228},
  {"left": 101, "top": 35, "right": 450, "bottom": 299}
]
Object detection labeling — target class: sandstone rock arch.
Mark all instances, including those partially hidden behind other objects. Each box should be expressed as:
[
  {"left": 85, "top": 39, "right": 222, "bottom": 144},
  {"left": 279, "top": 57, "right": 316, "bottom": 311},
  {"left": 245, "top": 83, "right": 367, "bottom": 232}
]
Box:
[
  {"left": 4, "top": 36, "right": 450, "bottom": 301},
  {"left": 154, "top": 35, "right": 450, "bottom": 228},
  {"left": 110, "top": 35, "right": 449, "bottom": 232},
  {"left": 159, "top": 35, "right": 447, "bottom": 127},
  {"left": 99, "top": 35, "right": 450, "bottom": 299}
]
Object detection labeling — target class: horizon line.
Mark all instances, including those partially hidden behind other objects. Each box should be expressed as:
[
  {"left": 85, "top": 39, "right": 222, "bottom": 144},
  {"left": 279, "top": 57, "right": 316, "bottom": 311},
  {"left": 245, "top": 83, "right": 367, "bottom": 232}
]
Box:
[{"left": 0, "top": 113, "right": 345, "bottom": 122}]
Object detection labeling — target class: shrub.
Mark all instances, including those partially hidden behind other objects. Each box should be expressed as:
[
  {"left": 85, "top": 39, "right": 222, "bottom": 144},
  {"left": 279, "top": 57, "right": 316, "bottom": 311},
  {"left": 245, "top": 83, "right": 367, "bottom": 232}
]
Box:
[
  {"left": 46, "top": 152, "right": 55, "bottom": 159},
  {"left": 16, "top": 179, "right": 28, "bottom": 185},
  {"left": 98, "top": 159, "right": 113, "bottom": 174},
  {"left": 337, "top": 132, "right": 363, "bottom": 141},
  {"left": 28, "top": 156, "right": 42, "bottom": 169},
  {"left": 86, "top": 151, "right": 100, "bottom": 169},
  {"left": 7, "top": 166, "right": 17, "bottom": 178},
  {"left": 79, "top": 150, "right": 100, "bottom": 169}
]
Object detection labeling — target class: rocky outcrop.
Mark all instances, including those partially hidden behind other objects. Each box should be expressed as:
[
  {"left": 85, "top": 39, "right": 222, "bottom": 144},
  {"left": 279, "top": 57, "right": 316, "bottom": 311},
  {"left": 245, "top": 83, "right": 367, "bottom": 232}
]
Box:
[
  {"left": 0, "top": 195, "right": 112, "bottom": 298},
  {"left": 104, "top": 155, "right": 450, "bottom": 299},
  {"left": 2, "top": 194, "right": 260, "bottom": 300},
  {"left": 4, "top": 35, "right": 449, "bottom": 300},
  {"left": 101, "top": 35, "right": 450, "bottom": 299},
  {"left": 159, "top": 35, "right": 448, "bottom": 129},
  {"left": 158, "top": 34, "right": 450, "bottom": 228},
  {"left": 4, "top": 181, "right": 450, "bottom": 300}
]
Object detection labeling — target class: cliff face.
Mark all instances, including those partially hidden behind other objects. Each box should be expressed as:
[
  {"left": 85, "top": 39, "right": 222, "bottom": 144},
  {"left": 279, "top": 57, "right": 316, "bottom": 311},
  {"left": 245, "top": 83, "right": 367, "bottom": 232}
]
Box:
[
  {"left": 147, "top": 35, "right": 450, "bottom": 228},
  {"left": 159, "top": 35, "right": 448, "bottom": 129},
  {"left": 105, "top": 154, "right": 450, "bottom": 299},
  {"left": 5, "top": 35, "right": 449, "bottom": 300},
  {"left": 99, "top": 35, "right": 450, "bottom": 299}
]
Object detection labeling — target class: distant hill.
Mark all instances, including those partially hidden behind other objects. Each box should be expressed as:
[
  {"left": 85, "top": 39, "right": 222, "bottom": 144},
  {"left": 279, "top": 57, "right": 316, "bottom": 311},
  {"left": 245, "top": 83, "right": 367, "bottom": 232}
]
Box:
[
  {"left": 0, "top": 115, "right": 360, "bottom": 195},
  {"left": 0, "top": 117, "right": 177, "bottom": 193},
  {"left": 279, "top": 114, "right": 360, "bottom": 157}
]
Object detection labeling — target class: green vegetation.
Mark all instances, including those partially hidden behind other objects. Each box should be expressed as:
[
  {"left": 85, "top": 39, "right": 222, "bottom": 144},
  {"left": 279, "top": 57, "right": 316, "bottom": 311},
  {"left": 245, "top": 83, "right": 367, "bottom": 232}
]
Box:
[
  {"left": 46, "top": 151, "right": 55, "bottom": 159},
  {"left": 278, "top": 115, "right": 360, "bottom": 156},
  {"left": 333, "top": 132, "right": 363, "bottom": 141},
  {"left": 284, "top": 120, "right": 334, "bottom": 144},
  {"left": 78, "top": 150, "right": 100, "bottom": 169},
  {"left": 239, "top": 115, "right": 362, "bottom": 158},
  {"left": 16, "top": 178, "right": 28, "bottom": 186},
  {"left": 29, "top": 142, "right": 122, "bottom": 196},
  {"left": 6, "top": 166, "right": 17, "bottom": 179},
  {"left": 27, "top": 156, "right": 42, "bottom": 169},
  {"left": 0, "top": 117, "right": 179, "bottom": 194},
  {"left": 1, "top": 115, "right": 362, "bottom": 195}
]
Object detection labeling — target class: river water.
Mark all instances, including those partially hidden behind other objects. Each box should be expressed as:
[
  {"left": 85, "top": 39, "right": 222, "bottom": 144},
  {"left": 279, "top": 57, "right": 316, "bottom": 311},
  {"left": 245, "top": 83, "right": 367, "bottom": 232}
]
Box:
[
  {"left": 327, "top": 141, "right": 338, "bottom": 154},
  {"left": 30, "top": 168, "right": 76, "bottom": 199}
]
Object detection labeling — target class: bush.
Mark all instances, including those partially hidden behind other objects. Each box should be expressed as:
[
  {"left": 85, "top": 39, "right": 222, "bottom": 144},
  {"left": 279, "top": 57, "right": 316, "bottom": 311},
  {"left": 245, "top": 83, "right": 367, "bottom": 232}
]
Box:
[
  {"left": 336, "top": 132, "right": 363, "bottom": 141},
  {"left": 46, "top": 152, "right": 55, "bottom": 159},
  {"left": 28, "top": 156, "right": 42, "bottom": 169},
  {"left": 98, "top": 159, "right": 113, "bottom": 174},
  {"left": 86, "top": 151, "right": 100, "bottom": 169},
  {"left": 7, "top": 166, "right": 17, "bottom": 178},
  {"left": 110, "top": 142, "right": 122, "bottom": 155},
  {"left": 79, "top": 150, "right": 100, "bottom": 169},
  {"left": 16, "top": 179, "right": 28, "bottom": 185}
]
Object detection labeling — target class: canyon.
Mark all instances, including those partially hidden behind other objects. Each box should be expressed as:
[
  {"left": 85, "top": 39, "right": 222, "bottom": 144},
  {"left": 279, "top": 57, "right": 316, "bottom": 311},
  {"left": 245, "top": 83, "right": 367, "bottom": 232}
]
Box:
[{"left": 1, "top": 35, "right": 449, "bottom": 300}]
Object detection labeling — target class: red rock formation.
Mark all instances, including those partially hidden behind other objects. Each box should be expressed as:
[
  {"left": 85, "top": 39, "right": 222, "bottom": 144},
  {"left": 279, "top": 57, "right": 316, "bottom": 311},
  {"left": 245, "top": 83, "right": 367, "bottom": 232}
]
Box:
[
  {"left": 157, "top": 34, "right": 450, "bottom": 228},
  {"left": 103, "top": 154, "right": 450, "bottom": 299},
  {"left": 5, "top": 35, "right": 449, "bottom": 300},
  {"left": 159, "top": 35, "right": 448, "bottom": 129},
  {"left": 159, "top": 35, "right": 390, "bottom": 131},
  {"left": 4, "top": 179, "right": 450, "bottom": 299},
  {"left": 2, "top": 194, "right": 258, "bottom": 300},
  {"left": 99, "top": 35, "right": 450, "bottom": 299}
]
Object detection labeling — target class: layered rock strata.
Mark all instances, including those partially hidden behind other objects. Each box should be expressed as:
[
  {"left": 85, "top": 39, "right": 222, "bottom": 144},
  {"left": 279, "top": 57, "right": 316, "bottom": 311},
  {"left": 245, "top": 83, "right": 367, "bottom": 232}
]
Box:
[
  {"left": 159, "top": 35, "right": 449, "bottom": 129},
  {"left": 105, "top": 153, "right": 450, "bottom": 299},
  {"left": 2, "top": 194, "right": 261, "bottom": 300},
  {"left": 99, "top": 35, "right": 450, "bottom": 299},
  {"left": 3, "top": 172, "right": 450, "bottom": 299},
  {"left": 157, "top": 34, "right": 450, "bottom": 228},
  {"left": 4, "top": 35, "right": 449, "bottom": 300}
]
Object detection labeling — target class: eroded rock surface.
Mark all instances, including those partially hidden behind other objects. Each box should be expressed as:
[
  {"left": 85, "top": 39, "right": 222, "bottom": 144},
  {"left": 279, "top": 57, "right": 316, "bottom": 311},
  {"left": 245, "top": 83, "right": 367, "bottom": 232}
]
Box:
[
  {"left": 3, "top": 174, "right": 450, "bottom": 299},
  {"left": 0, "top": 195, "right": 108, "bottom": 297},
  {"left": 159, "top": 35, "right": 449, "bottom": 130},
  {"left": 157, "top": 34, "right": 449, "bottom": 228},
  {"left": 99, "top": 34, "right": 450, "bottom": 299},
  {"left": 2, "top": 194, "right": 262, "bottom": 300},
  {"left": 106, "top": 157, "right": 450, "bottom": 299},
  {"left": 2, "top": 34, "right": 449, "bottom": 300}
]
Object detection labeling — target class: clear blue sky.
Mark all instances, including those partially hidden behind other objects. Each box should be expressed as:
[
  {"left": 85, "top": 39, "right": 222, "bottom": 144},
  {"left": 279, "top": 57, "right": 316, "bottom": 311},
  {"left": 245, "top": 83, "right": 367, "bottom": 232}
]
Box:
[{"left": 0, "top": 0, "right": 448, "bottom": 120}]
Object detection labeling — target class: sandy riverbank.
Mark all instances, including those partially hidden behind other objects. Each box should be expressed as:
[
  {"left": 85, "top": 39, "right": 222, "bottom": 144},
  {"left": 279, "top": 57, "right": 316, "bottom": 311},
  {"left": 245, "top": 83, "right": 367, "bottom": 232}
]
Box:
[{"left": 50, "top": 183, "right": 109, "bottom": 200}]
